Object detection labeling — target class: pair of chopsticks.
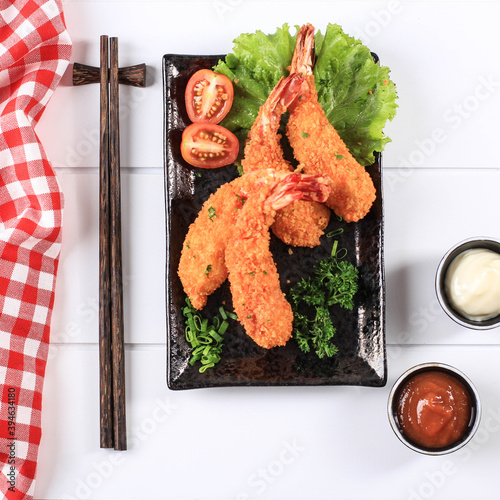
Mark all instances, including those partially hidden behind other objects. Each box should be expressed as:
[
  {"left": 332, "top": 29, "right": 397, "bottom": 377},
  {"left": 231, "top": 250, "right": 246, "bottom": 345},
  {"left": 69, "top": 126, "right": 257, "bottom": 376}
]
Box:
[
  {"left": 99, "top": 35, "right": 126, "bottom": 451},
  {"left": 73, "top": 35, "right": 145, "bottom": 451}
]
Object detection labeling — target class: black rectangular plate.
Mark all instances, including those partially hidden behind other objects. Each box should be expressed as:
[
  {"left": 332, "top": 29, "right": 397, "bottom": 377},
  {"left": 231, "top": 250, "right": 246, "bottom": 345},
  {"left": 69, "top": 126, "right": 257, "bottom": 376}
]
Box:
[{"left": 163, "top": 53, "right": 386, "bottom": 390}]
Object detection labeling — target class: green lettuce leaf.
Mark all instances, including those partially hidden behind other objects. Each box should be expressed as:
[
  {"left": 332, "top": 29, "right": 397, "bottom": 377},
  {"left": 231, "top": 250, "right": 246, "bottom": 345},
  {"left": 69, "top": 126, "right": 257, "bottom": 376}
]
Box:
[
  {"left": 214, "top": 23, "right": 398, "bottom": 166},
  {"left": 213, "top": 25, "right": 295, "bottom": 136}
]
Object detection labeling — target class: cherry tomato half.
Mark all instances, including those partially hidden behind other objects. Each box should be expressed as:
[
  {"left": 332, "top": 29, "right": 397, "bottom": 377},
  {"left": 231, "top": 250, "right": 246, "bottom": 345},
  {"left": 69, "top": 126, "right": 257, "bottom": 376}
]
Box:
[
  {"left": 180, "top": 123, "right": 239, "bottom": 168},
  {"left": 185, "top": 69, "right": 234, "bottom": 124}
]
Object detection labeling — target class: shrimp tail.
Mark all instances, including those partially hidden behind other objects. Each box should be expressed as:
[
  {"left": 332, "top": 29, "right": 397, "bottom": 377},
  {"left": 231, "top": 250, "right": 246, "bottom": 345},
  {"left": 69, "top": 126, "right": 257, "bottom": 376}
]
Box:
[
  {"left": 265, "top": 173, "right": 330, "bottom": 211},
  {"left": 271, "top": 74, "right": 305, "bottom": 112},
  {"left": 290, "top": 23, "right": 315, "bottom": 77},
  {"left": 242, "top": 73, "right": 304, "bottom": 170}
]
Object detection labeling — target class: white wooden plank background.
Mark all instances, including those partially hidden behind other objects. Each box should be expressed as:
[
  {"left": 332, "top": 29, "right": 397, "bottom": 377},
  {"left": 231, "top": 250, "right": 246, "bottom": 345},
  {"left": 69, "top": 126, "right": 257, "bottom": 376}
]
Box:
[{"left": 33, "top": 2, "right": 500, "bottom": 498}]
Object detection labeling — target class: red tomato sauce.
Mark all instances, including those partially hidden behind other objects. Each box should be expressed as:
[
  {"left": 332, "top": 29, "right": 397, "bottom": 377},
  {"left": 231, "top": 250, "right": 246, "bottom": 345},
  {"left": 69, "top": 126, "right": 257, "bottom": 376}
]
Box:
[{"left": 396, "top": 370, "right": 472, "bottom": 449}]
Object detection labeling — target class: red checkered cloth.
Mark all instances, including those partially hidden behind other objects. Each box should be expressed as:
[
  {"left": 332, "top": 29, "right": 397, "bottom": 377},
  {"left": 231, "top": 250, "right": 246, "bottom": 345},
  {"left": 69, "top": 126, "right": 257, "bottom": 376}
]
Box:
[{"left": 0, "top": 1, "right": 71, "bottom": 498}]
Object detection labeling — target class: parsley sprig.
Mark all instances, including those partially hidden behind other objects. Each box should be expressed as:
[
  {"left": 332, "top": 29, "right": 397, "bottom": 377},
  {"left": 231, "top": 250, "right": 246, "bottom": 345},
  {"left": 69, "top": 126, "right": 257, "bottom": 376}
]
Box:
[{"left": 288, "top": 241, "right": 359, "bottom": 359}]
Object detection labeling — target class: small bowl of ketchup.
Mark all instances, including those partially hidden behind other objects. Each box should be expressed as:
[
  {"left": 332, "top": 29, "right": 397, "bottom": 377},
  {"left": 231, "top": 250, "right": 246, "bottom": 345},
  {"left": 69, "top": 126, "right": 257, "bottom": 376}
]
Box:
[{"left": 387, "top": 363, "right": 481, "bottom": 455}]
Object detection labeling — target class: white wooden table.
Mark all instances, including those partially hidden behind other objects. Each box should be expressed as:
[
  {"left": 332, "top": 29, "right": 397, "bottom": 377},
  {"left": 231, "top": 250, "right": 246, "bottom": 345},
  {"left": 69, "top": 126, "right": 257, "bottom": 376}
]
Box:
[{"left": 34, "top": 1, "right": 500, "bottom": 498}]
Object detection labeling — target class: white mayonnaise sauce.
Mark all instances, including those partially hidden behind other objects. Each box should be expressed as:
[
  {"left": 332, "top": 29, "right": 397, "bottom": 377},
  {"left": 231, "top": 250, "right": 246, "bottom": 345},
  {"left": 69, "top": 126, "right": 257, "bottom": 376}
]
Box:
[{"left": 445, "top": 248, "right": 500, "bottom": 321}]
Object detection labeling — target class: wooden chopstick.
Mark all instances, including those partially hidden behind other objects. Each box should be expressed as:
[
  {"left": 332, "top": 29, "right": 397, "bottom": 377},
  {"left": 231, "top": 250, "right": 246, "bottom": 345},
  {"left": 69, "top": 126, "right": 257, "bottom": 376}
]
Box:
[
  {"left": 98, "top": 34, "right": 114, "bottom": 449},
  {"left": 109, "top": 36, "right": 127, "bottom": 451},
  {"left": 76, "top": 34, "right": 142, "bottom": 451}
]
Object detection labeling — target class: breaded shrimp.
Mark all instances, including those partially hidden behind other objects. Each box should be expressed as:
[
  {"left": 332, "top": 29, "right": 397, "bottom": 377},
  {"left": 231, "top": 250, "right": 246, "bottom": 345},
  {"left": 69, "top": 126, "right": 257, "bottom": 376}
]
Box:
[
  {"left": 225, "top": 169, "right": 330, "bottom": 349},
  {"left": 287, "top": 24, "right": 376, "bottom": 223},
  {"left": 177, "top": 180, "right": 244, "bottom": 310},
  {"left": 242, "top": 74, "right": 330, "bottom": 247}
]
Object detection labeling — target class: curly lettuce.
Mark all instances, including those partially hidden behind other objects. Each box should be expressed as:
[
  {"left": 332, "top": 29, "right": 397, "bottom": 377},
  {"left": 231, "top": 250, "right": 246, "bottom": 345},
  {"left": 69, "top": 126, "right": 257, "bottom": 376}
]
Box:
[{"left": 214, "top": 23, "right": 398, "bottom": 166}]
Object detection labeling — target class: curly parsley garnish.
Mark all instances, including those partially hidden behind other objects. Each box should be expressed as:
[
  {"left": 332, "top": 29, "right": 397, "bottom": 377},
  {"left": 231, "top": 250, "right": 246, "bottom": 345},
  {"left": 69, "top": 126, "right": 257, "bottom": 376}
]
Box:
[{"left": 288, "top": 241, "right": 359, "bottom": 359}]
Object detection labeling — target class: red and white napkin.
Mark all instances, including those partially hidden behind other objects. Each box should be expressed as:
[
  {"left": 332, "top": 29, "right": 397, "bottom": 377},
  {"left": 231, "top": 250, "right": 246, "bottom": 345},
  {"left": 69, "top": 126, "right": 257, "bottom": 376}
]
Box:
[{"left": 0, "top": 1, "right": 71, "bottom": 498}]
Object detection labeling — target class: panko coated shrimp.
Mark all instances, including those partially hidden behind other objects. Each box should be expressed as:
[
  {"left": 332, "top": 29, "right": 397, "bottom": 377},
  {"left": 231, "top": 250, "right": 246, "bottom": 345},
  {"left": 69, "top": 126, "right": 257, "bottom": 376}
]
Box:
[
  {"left": 286, "top": 23, "right": 376, "bottom": 223},
  {"left": 177, "top": 180, "right": 245, "bottom": 310},
  {"left": 225, "top": 169, "right": 330, "bottom": 348}
]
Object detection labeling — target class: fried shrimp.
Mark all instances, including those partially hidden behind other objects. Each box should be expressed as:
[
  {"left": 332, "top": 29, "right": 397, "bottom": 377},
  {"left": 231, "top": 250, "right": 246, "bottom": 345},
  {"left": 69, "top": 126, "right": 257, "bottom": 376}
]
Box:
[
  {"left": 242, "top": 74, "right": 330, "bottom": 247},
  {"left": 287, "top": 24, "right": 376, "bottom": 223},
  {"left": 177, "top": 180, "right": 245, "bottom": 310},
  {"left": 225, "top": 169, "right": 330, "bottom": 349}
]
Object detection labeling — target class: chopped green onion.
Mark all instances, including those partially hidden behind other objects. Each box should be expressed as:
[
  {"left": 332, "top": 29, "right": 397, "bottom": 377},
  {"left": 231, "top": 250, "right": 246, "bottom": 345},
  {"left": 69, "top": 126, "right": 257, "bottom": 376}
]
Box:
[
  {"left": 326, "top": 228, "right": 344, "bottom": 238},
  {"left": 194, "top": 315, "right": 203, "bottom": 331},
  {"left": 182, "top": 297, "right": 237, "bottom": 373},
  {"left": 218, "top": 320, "right": 229, "bottom": 335},
  {"left": 335, "top": 247, "right": 348, "bottom": 260},
  {"left": 219, "top": 306, "right": 227, "bottom": 320},
  {"left": 210, "top": 330, "right": 224, "bottom": 343}
]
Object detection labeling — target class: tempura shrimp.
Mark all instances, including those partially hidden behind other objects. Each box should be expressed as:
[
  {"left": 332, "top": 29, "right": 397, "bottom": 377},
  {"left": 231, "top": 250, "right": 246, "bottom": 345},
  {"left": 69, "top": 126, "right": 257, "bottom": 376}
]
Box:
[
  {"left": 242, "top": 74, "right": 330, "bottom": 247},
  {"left": 225, "top": 169, "right": 330, "bottom": 349},
  {"left": 287, "top": 24, "right": 376, "bottom": 223},
  {"left": 177, "top": 180, "right": 245, "bottom": 310}
]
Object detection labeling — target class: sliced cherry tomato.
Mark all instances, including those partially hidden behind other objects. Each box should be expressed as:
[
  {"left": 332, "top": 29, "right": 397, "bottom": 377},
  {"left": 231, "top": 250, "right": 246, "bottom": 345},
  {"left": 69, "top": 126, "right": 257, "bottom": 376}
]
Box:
[
  {"left": 180, "top": 123, "right": 239, "bottom": 168},
  {"left": 185, "top": 69, "right": 234, "bottom": 124}
]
